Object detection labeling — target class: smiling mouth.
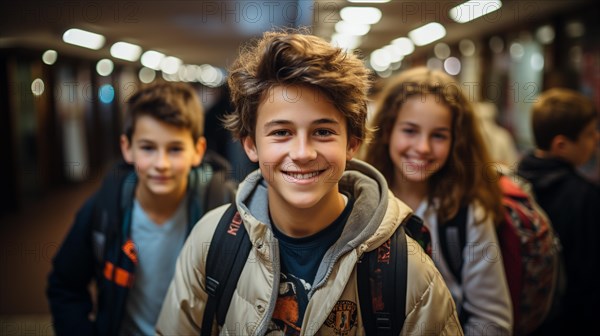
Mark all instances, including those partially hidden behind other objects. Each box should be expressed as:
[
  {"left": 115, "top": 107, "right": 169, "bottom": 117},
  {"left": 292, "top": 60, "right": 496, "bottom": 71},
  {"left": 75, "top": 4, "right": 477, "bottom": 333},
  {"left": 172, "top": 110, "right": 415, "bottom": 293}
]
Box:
[
  {"left": 150, "top": 176, "right": 172, "bottom": 181},
  {"left": 282, "top": 170, "right": 325, "bottom": 180}
]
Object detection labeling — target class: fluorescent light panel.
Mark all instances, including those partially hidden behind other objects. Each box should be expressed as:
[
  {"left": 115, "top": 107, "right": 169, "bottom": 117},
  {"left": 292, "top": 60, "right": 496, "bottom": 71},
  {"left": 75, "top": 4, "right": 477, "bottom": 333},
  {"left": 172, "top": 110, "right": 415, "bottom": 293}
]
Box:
[
  {"left": 340, "top": 7, "right": 382, "bottom": 25},
  {"left": 449, "top": 0, "right": 503, "bottom": 24},
  {"left": 391, "top": 37, "right": 415, "bottom": 56},
  {"left": 335, "top": 21, "right": 370, "bottom": 36},
  {"left": 408, "top": 22, "right": 446, "bottom": 46},
  {"left": 347, "top": 0, "right": 390, "bottom": 3},
  {"left": 331, "top": 34, "right": 362, "bottom": 50},
  {"left": 110, "top": 41, "right": 142, "bottom": 62},
  {"left": 63, "top": 28, "right": 105, "bottom": 50},
  {"left": 141, "top": 51, "right": 165, "bottom": 70}
]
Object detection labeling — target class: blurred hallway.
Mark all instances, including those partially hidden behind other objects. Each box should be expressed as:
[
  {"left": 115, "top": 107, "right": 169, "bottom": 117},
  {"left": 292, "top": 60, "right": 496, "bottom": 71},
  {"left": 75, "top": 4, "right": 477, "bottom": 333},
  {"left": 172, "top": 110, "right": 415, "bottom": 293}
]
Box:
[{"left": 0, "top": 177, "right": 101, "bottom": 334}]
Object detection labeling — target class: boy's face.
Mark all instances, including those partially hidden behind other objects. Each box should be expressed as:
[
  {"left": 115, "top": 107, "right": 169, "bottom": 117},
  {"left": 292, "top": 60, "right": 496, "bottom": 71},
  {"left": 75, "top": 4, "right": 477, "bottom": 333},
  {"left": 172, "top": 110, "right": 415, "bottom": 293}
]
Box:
[
  {"left": 559, "top": 119, "right": 599, "bottom": 166},
  {"left": 243, "top": 85, "right": 359, "bottom": 211},
  {"left": 120, "top": 115, "right": 206, "bottom": 201}
]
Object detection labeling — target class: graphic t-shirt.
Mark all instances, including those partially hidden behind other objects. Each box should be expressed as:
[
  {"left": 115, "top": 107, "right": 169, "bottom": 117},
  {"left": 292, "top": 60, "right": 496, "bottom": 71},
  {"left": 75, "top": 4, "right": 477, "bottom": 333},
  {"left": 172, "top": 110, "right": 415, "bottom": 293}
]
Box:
[{"left": 267, "top": 195, "right": 354, "bottom": 335}]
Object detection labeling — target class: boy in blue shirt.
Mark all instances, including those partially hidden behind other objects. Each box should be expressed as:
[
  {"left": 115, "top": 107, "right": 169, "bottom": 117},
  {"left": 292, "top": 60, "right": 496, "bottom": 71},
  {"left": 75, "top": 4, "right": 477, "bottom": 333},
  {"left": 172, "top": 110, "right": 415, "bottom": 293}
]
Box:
[{"left": 47, "top": 82, "right": 236, "bottom": 335}]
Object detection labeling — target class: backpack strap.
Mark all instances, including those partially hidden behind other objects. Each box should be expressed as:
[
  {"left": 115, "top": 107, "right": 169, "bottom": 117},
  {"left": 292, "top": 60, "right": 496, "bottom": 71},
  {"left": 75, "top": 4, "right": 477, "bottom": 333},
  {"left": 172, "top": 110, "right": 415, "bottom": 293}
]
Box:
[
  {"left": 358, "top": 218, "right": 410, "bottom": 336},
  {"left": 438, "top": 206, "right": 468, "bottom": 283},
  {"left": 438, "top": 205, "right": 471, "bottom": 324},
  {"left": 201, "top": 204, "right": 252, "bottom": 336}
]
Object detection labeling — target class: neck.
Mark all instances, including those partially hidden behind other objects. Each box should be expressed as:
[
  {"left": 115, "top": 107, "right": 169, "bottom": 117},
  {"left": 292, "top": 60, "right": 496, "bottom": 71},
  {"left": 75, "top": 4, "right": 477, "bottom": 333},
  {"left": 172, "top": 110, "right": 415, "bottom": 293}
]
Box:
[
  {"left": 269, "top": 190, "right": 346, "bottom": 238},
  {"left": 135, "top": 186, "right": 187, "bottom": 225},
  {"left": 391, "top": 178, "right": 428, "bottom": 212}
]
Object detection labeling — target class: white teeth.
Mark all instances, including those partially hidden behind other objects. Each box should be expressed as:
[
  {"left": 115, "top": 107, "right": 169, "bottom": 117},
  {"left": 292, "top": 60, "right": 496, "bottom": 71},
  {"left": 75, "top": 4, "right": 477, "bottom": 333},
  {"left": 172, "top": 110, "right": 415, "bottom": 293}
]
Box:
[
  {"left": 286, "top": 171, "right": 320, "bottom": 180},
  {"left": 406, "top": 157, "right": 428, "bottom": 165}
]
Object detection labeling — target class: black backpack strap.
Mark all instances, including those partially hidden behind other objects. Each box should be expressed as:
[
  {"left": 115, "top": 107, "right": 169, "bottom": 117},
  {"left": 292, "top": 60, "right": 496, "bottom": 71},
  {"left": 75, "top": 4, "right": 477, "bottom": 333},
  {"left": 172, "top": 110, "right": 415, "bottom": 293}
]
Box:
[
  {"left": 358, "top": 222, "right": 408, "bottom": 336},
  {"left": 438, "top": 205, "right": 471, "bottom": 324},
  {"left": 201, "top": 204, "right": 252, "bottom": 336},
  {"left": 438, "top": 206, "right": 468, "bottom": 283}
]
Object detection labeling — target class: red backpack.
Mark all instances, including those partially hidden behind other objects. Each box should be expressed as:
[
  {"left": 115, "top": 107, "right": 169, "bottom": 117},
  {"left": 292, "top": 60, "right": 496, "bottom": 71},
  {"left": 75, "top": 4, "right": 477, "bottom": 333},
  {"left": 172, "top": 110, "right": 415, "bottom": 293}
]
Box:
[{"left": 439, "top": 173, "right": 566, "bottom": 335}]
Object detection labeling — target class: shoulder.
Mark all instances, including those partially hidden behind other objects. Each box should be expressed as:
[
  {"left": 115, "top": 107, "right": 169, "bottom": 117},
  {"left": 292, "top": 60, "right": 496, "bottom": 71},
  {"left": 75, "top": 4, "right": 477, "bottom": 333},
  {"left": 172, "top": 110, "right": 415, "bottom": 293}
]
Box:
[{"left": 188, "top": 204, "right": 232, "bottom": 242}]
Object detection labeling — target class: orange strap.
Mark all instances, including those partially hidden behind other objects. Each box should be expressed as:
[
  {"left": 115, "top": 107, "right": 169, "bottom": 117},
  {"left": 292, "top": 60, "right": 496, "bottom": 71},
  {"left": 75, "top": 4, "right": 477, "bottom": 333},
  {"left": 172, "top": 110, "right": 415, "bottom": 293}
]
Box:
[{"left": 103, "top": 261, "right": 135, "bottom": 288}]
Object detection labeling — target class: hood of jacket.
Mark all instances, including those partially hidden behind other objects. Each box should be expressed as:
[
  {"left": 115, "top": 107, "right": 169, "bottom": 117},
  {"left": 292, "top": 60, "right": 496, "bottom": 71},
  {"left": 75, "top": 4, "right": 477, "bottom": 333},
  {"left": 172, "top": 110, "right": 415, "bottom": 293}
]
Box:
[
  {"left": 517, "top": 152, "right": 573, "bottom": 191},
  {"left": 233, "top": 158, "right": 413, "bottom": 290}
]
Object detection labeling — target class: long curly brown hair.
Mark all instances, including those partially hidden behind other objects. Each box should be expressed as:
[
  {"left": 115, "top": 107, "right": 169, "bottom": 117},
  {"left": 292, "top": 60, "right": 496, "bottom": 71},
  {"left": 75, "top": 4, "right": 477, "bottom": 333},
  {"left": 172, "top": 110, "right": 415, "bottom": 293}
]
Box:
[{"left": 363, "top": 67, "right": 503, "bottom": 225}]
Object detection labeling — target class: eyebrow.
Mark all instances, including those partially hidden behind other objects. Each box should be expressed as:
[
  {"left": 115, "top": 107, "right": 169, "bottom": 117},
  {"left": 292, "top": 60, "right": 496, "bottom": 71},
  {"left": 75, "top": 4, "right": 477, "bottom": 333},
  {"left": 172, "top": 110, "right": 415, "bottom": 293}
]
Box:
[
  {"left": 399, "top": 121, "right": 451, "bottom": 132},
  {"left": 263, "top": 118, "right": 340, "bottom": 129},
  {"left": 136, "top": 139, "right": 185, "bottom": 145}
]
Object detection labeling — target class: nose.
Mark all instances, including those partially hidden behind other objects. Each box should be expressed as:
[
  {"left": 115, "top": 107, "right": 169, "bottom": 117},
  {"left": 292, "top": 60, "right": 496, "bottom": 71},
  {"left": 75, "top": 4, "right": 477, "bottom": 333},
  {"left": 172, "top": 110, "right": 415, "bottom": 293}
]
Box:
[
  {"left": 289, "top": 136, "right": 317, "bottom": 162},
  {"left": 415, "top": 135, "right": 431, "bottom": 154},
  {"left": 155, "top": 150, "right": 170, "bottom": 170}
]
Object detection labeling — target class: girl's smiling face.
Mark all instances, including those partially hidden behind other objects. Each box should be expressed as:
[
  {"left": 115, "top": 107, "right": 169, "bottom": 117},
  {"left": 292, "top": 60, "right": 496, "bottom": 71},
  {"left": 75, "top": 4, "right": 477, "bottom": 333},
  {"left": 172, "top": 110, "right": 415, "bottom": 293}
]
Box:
[{"left": 389, "top": 94, "right": 453, "bottom": 187}]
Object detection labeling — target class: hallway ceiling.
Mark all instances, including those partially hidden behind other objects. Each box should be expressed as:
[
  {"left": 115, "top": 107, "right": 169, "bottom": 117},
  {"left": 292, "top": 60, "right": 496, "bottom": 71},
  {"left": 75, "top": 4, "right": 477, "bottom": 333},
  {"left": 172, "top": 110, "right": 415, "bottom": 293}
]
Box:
[{"left": 0, "top": 0, "right": 593, "bottom": 70}]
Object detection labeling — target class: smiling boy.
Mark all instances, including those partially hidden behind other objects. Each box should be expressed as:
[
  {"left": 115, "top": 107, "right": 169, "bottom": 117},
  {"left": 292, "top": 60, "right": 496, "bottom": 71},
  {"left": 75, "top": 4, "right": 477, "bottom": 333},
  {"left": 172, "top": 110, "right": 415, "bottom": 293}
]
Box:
[
  {"left": 47, "top": 82, "right": 237, "bottom": 335},
  {"left": 156, "top": 31, "right": 460, "bottom": 335}
]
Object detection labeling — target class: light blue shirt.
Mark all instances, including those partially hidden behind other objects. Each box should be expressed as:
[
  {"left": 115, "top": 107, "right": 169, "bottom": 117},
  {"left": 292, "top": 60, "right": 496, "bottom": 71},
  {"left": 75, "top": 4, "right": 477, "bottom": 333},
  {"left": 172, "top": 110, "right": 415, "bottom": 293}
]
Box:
[{"left": 119, "top": 199, "right": 188, "bottom": 336}]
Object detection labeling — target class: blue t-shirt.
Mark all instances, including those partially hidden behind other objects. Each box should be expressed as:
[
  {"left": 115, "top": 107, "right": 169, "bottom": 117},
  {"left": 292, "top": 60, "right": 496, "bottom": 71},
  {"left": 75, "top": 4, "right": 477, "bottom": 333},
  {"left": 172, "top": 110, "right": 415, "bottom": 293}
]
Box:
[
  {"left": 119, "top": 199, "right": 188, "bottom": 336},
  {"left": 268, "top": 195, "right": 354, "bottom": 335}
]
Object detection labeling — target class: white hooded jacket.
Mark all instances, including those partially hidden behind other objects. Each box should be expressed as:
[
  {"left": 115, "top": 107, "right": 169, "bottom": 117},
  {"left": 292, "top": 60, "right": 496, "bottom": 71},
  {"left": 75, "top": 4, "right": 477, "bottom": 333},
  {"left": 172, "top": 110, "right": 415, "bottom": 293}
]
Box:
[{"left": 156, "top": 159, "right": 462, "bottom": 335}]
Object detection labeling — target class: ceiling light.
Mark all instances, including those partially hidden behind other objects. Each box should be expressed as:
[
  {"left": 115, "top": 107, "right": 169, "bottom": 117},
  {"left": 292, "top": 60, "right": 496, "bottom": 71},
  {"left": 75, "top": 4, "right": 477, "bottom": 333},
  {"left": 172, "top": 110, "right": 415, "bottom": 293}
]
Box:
[
  {"left": 335, "top": 21, "right": 370, "bottom": 36},
  {"left": 42, "top": 50, "right": 58, "bottom": 65},
  {"left": 31, "top": 78, "right": 44, "bottom": 96},
  {"left": 459, "top": 39, "right": 476, "bottom": 57},
  {"left": 62, "top": 28, "right": 105, "bottom": 50},
  {"left": 434, "top": 43, "right": 451, "bottom": 60},
  {"left": 449, "top": 0, "right": 502, "bottom": 24},
  {"left": 139, "top": 67, "right": 156, "bottom": 84},
  {"left": 383, "top": 45, "right": 404, "bottom": 63},
  {"left": 141, "top": 50, "right": 165, "bottom": 70},
  {"left": 331, "top": 34, "right": 362, "bottom": 50},
  {"left": 160, "top": 56, "right": 182, "bottom": 75},
  {"left": 348, "top": 0, "right": 390, "bottom": 3},
  {"left": 340, "top": 7, "right": 382, "bottom": 25},
  {"left": 444, "top": 57, "right": 461, "bottom": 75},
  {"left": 408, "top": 22, "right": 446, "bottom": 46},
  {"left": 96, "top": 59, "right": 114, "bottom": 76},
  {"left": 370, "top": 49, "right": 392, "bottom": 72},
  {"left": 391, "top": 37, "right": 414, "bottom": 56},
  {"left": 110, "top": 42, "right": 142, "bottom": 62}
]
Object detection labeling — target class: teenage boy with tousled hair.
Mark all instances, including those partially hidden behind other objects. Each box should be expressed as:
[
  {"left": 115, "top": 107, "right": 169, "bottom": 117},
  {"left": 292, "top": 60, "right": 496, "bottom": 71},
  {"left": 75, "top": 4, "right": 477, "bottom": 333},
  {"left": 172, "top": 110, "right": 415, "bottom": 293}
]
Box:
[{"left": 156, "top": 31, "right": 461, "bottom": 335}]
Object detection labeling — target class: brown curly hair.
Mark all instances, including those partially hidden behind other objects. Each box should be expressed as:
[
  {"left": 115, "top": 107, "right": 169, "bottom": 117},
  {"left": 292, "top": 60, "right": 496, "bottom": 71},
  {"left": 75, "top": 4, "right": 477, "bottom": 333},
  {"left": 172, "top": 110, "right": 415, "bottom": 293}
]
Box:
[
  {"left": 363, "top": 67, "right": 503, "bottom": 225},
  {"left": 224, "top": 30, "right": 372, "bottom": 143}
]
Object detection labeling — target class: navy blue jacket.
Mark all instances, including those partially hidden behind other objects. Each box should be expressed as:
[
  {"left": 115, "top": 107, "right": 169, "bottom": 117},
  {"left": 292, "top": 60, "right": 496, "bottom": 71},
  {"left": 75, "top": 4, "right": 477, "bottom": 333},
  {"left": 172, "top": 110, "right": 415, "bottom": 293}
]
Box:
[{"left": 47, "top": 152, "right": 237, "bottom": 335}]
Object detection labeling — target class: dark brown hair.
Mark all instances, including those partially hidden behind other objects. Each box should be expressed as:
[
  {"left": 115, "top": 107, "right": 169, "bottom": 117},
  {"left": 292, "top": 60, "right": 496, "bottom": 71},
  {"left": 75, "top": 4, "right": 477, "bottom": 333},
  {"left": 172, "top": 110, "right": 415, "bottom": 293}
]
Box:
[
  {"left": 532, "top": 88, "right": 597, "bottom": 150},
  {"left": 124, "top": 82, "right": 204, "bottom": 141}
]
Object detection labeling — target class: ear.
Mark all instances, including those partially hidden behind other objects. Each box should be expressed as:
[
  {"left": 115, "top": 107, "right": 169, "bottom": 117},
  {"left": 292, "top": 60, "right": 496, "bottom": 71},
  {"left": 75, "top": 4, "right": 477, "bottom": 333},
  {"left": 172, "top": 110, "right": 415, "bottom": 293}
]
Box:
[
  {"left": 192, "top": 136, "right": 207, "bottom": 166},
  {"left": 549, "top": 135, "right": 569, "bottom": 155},
  {"left": 120, "top": 135, "right": 134, "bottom": 164},
  {"left": 346, "top": 137, "right": 362, "bottom": 160},
  {"left": 242, "top": 136, "right": 259, "bottom": 163}
]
